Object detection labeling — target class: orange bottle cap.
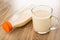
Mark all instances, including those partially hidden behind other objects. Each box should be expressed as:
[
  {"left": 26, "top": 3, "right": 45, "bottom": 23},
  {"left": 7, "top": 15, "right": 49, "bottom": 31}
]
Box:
[{"left": 2, "top": 21, "right": 13, "bottom": 32}]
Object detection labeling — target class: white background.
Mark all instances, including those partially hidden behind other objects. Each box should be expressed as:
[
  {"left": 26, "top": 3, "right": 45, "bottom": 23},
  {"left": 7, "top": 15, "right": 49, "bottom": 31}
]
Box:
[{"left": 10, "top": 0, "right": 60, "bottom": 17}]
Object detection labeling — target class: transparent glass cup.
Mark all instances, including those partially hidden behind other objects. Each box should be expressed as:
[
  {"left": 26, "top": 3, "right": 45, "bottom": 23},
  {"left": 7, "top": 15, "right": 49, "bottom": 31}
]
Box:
[{"left": 31, "top": 5, "right": 58, "bottom": 34}]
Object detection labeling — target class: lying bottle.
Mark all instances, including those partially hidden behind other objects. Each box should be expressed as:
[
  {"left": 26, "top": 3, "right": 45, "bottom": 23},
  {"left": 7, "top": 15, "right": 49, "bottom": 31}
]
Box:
[{"left": 2, "top": 7, "right": 32, "bottom": 32}]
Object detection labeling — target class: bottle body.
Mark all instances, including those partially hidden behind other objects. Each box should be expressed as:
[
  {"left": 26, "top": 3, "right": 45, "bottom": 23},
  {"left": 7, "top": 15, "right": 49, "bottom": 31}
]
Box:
[{"left": 2, "top": 6, "right": 32, "bottom": 32}]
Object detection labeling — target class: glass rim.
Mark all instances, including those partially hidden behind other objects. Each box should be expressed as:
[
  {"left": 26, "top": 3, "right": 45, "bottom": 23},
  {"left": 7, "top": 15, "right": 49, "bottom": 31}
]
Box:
[{"left": 31, "top": 5, "right": 53, "bottom": 19}]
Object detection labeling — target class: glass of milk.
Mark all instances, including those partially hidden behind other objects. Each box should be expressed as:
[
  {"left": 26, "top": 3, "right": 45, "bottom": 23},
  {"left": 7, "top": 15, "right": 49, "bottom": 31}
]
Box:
[{"left": 31, "top": 5, "right": 58, "bottom": 34}]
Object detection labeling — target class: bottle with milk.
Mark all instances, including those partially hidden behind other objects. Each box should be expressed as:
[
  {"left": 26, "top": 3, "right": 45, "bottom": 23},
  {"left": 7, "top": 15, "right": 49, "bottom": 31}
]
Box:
[{"left": 2, "top": 7, "right": 32, "bottom": 32}]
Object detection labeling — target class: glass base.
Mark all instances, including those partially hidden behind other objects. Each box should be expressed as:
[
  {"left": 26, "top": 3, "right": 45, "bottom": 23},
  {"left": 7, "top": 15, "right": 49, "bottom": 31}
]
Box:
[
  {"left": 37, "top": 32, "right": 48, "bottom": 34},
  {"left": 36, "top": 31, "right": 50, "bottom": 34}
]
